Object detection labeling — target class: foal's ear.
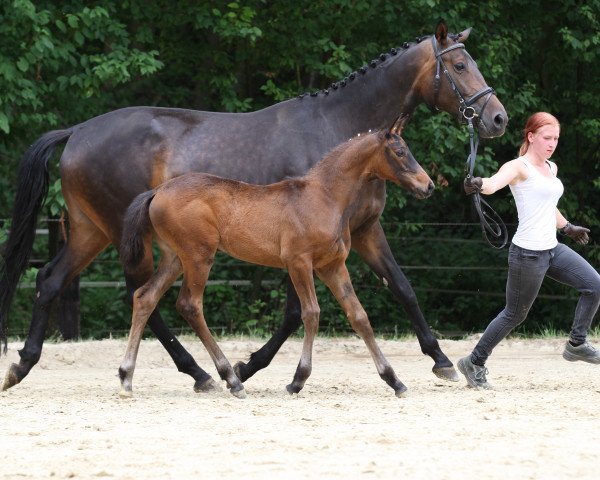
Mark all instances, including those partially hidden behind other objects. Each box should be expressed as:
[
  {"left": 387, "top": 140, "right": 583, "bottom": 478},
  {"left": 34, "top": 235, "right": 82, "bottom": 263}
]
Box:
[
  {"left": 389, "top": 113, "right": 411, "bottom": 136},
  {"left": 456, "top": 27, "right": 472, "bottom": 42},
  {"left": 435, "top": 20, "right": 449, "bottom": 42}
]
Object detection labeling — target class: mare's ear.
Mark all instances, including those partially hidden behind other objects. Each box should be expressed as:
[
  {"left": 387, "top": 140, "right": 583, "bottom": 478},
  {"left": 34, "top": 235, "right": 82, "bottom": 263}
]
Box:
[
  {"left": 435, "top": 20, "right": 448, "bottom": 43},
  {"left": 456, "top": 27, "right": 472, "bottom": 42},
  {"left": 389, "top": 113, "right": 411, "bottom": 136}
]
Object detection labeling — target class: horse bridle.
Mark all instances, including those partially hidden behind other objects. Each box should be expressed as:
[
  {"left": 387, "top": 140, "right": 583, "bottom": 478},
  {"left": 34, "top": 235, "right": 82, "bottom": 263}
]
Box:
[
  {"left": 431, "top": 35, "right": 495, "bottom": 121},
  {"left": 432, "top": 35, "right": 508, "bottom": 248}
]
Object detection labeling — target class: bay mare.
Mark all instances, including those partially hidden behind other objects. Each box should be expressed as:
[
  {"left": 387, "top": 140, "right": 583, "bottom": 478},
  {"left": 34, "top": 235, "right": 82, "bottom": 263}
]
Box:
[
  {"left": 119, "top": 118, "right": 433, "bottom": 398},
  {"left": 0, "top": 21, "right": 507, "bottom": 392}
]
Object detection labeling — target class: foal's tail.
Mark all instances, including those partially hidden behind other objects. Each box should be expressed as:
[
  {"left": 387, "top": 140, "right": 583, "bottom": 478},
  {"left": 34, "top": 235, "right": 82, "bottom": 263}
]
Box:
[
  {"left": 120, "top": 190, "right": 156, "bottom": 274},
  {"left": 0, "top": 129, "right": 73, "bottom": 353}
]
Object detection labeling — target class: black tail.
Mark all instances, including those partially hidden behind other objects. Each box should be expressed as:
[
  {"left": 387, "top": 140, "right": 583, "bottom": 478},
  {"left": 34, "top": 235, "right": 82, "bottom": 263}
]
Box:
[
  {"left": 119, "top": 190, "right": 156, "bottom": 275},
  {"left": 0, "top": 129, "right": 73, "bottom": 352}
]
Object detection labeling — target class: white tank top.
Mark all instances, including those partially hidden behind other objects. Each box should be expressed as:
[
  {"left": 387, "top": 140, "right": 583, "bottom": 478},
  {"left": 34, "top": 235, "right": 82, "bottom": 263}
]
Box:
[{"left": 509, "top": 158, "right": 563, "bottom": 250}]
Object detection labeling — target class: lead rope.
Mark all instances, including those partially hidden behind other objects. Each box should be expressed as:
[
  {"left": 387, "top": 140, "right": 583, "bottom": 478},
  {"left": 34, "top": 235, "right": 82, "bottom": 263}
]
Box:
[{"left": 464, "top": 111, "right": 508, "bottom": 249}]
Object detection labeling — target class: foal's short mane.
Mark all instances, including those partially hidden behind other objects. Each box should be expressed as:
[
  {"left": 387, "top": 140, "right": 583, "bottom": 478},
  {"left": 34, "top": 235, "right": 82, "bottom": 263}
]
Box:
[{"left": 304, "top": 129, "right": 385, "bottom": 177}]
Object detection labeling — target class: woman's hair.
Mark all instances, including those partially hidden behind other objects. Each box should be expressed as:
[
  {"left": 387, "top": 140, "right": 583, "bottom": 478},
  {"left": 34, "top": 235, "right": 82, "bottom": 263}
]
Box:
[{"left": 519, "top": 112, "right": 560, "bottom": 156}]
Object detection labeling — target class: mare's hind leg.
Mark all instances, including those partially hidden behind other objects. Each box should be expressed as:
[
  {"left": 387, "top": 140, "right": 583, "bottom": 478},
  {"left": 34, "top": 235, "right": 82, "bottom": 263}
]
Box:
[
  {"left": 316, "top": 261, "right": 407, "bottom": 397},
  {"left": 119, "top": 248, "right": 185, "bottom": 397},
  {"left": 351, "top": 221, "right": 458, "bottom": 382},
  {"left": 234, "top": 277, "right": 302, "bottom": 381},
  {"left": 176, "top": 253, "right": 245, "bottom": 398},
  {"left": 285, "top": 259, "right": 320, "bottom": 395},
  {"left": 2, "top": 222, "right": 110, "bottom": 391}
]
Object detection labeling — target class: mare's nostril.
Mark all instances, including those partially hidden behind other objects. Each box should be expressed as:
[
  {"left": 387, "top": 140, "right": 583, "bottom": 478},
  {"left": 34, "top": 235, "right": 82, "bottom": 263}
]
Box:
[{"left": 494, "top": 113, "right": 507, "bottom": 127}]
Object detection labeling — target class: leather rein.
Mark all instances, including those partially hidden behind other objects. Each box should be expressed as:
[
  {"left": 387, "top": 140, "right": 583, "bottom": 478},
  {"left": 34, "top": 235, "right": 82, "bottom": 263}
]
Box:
[{"left": 432, "top": 35, "right": 508, "bottom": 249}]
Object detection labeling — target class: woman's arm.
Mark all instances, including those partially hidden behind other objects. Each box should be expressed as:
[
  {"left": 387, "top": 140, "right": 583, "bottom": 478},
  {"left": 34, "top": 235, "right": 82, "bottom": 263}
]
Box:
[
  {"left": 479, "top": 160, "right": 527, "bottom": 195},
  {"left": 556, "top": 208, "right": 568, "bottom": 229},
  {"left": 556, "top": 208, "right": 590, "bottom": 244}
]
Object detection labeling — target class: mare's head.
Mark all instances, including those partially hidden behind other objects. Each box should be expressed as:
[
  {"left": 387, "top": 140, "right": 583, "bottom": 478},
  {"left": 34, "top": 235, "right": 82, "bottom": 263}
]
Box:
[
  {"left": 374, "top": 114, "right": 434, "bottom": 200},
  {"left": 417, "top": 20, "right": 507, "bottom": 138}
]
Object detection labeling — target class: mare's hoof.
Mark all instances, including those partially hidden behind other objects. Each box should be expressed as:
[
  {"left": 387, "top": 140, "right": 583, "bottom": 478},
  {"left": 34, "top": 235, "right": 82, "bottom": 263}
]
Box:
[
  {"left": 193, "top": 378, "right": 222, "bottom": 393},
  {"left": 233, "top": 361, "right": 248, "bottom": 382},
  {"left": 285, "top": 383, "right": 301, "bottom": 395},
  {"left": 230, "top": 386, "right": 246, "bottom": 399},
  {"left": 394, "top": 384, "right": 408, "bottom": 398},
  {"left": 119, "top": 388, "right": 133, "bottom": 399},
  {"left": 2, "top": 363, "right": 22, "bottom": 391},
  {"left": 432, "top": 365, "right": 460, "bottom": 382}
]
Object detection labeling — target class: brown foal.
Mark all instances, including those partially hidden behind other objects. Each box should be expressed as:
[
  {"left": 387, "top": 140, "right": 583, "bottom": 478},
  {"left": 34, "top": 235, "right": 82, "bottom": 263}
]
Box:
[{"left": 118, "top": 115, "right": 434, "bottom": 398}]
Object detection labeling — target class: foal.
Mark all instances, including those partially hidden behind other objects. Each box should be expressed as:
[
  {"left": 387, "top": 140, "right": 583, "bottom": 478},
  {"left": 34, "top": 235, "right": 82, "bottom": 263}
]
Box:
[{"left": 118, "top": 115, "right": 434, "bottom": 398}]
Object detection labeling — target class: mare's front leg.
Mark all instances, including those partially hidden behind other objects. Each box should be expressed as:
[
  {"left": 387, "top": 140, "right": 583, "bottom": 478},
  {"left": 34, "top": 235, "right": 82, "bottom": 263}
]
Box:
[
  {"left": 316, "top": 261, "right": 407, "bottom": 397},
  {"left": 285, "top": 259, "right": 320, "bottom": 395},
  {"left": 351, "top": 221, "right": 458, "bottom": 381},
  {"left": 234, "top": 277, "right": 302, "bottom": 382},
  {"left": 119, "top": 251, "right": 185, "bottom": 397}
]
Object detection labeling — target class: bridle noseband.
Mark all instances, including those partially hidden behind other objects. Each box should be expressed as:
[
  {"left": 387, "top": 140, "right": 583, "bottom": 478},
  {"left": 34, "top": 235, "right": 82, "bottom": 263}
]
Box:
[{"left": 432, "top": 35, "right": 507, "bottom": 248}]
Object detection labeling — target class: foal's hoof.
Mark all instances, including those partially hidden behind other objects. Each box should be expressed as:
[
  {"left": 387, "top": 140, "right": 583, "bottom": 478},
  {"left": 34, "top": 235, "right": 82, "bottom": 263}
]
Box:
[
  {"left": 193, "top": 378, "right": 222, "bottom": 393},
  {"left": 394, "top": 384, "right": 408, "bottom": 398},
  {"left": 230, "top": 386, "right": 246, "bottom": 399},
  {"left": 2, "top": 363, "right": 22, "bottom": 391},
  {"left": 119, "top": 388, "right": 133, "bottom": 399},
  {"left": 432, "top": 365, "right": 460, "bottom": 382}
]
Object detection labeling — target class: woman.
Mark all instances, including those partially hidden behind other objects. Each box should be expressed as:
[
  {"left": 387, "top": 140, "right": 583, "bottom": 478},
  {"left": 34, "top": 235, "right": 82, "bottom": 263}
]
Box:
[{"left": 458, "top": 112, "right": 600, "bottom": 389}]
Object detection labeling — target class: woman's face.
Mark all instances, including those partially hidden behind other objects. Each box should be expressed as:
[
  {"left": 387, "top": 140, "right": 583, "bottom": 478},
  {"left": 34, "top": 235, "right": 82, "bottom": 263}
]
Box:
[{"left": 528, "top": 124, "right": 560, "bottom": 160}]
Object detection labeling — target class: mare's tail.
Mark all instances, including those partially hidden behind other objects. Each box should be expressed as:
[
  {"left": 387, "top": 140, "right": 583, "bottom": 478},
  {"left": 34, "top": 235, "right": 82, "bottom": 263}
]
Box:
[
  {"left": 119, "top": 190, "right": 156, "bottom": 274},
  {"left": 0, "top": 129, "right": 73, "bottom": 353}
]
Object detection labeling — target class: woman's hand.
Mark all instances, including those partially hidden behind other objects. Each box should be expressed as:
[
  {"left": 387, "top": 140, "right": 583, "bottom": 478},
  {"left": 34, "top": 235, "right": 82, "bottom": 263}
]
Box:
[
  {"left": 464, "top": 177, "right": 483, "bottom": 195},
  {"left": 561, "top": 223, "right": 590, "bottom": 245}
]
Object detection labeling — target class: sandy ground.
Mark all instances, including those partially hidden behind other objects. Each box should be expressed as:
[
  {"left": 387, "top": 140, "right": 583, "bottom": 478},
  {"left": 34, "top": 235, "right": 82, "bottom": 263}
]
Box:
[{"left": 1, "top": 335, "right": 599, "bottom": 480}]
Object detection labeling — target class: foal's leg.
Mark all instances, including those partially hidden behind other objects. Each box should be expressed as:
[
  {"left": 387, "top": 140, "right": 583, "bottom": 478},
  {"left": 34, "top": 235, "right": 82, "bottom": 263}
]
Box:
[
  {"left": 176, "top": 256, "right": 245, "bottom": 398},
  {"left": 286, "top": 260, "right": 320, "bottom": 395},
  {"left": 316, "top": 261, "right": 407, "bottom": 397},
  {"left": 2, "top": 221, "right": 109, "bottom": 391},
  {"left": 351, "top": 220, "right": 458, "bottom": 381},
  {"left": 123, "top": 257, "right": 215, "bottom": 392},
  {"left": 118, "top": 249, "right": 184, "bottom": 397},
  {"left": 234, "top": 277, "right": 302, "bottom": 382}
]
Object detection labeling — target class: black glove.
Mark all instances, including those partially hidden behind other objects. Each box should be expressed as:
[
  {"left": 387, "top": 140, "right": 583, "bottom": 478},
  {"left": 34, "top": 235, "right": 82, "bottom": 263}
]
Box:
[
  {"left": 560, "top": 222, "right": 590, "bottom": 245},
  {"left": 464, "top": 176, "right": 483, "bottom": 195}
]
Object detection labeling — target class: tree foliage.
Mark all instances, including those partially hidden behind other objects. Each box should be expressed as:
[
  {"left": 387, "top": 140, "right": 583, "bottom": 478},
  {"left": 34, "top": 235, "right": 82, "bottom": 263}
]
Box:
[{"left": 1, "top": 0, "right": 599, "bottom": 338}]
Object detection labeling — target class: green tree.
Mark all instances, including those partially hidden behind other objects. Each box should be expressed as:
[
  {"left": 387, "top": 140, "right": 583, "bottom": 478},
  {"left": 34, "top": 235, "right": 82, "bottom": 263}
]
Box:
[{"left": 1, "top": 0, "right": 599, "bottom": 337}]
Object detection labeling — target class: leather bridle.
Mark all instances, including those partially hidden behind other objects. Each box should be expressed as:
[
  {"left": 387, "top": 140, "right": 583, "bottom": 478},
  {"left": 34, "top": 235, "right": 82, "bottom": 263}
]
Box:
[
  {"left": 432, "top": 35, "right": 508, "bottom": 248},
  {"left": 431, "top": 35, "right": 495, "bottom": 123}
]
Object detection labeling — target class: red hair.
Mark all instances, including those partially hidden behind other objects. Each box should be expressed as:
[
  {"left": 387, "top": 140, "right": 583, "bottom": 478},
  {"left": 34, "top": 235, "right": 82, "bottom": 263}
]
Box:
[{"left": 519, "top": 112, "right": 560, "bottom": 156}]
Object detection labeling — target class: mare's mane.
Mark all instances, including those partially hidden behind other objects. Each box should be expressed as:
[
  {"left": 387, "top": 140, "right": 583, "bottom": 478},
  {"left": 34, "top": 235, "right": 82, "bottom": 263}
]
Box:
[{"left": 296, "top": 31, "right": 463, "bottom": 100}]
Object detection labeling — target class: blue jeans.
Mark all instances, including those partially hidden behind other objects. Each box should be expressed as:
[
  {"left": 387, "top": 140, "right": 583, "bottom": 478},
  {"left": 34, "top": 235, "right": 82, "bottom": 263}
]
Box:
[{"left": 471, "top": 242, "right": 600, "bottom": 365}]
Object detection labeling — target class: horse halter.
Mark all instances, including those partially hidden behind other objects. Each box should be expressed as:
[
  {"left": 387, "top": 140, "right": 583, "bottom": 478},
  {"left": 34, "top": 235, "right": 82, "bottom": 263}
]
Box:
[{"left": 432, "top": 35, "right": 507, "bottom": 248}]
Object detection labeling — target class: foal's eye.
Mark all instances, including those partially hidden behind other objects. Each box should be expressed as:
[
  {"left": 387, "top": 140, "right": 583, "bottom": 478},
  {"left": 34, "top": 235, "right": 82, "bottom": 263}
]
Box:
[
  {"left": 454, "top": 62, "right": 466, "bottom": 72},
  {"left": 394, "top": 148, "right": 405, "bottom": 157}
]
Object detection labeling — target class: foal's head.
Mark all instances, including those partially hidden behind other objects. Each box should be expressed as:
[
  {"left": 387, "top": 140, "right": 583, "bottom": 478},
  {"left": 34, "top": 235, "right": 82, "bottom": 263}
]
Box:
[{"left": 375, "top": 115, "right": 434, "bottom": 199}]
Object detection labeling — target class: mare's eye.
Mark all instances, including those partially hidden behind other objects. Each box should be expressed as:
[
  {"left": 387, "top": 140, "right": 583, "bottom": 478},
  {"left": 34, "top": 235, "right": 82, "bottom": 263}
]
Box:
[
  {"left": 454, "top": 62, "right": 466, "bottom": 72},
  {"left": 394, "top": 148, "right": 405, "bottom": 157}
]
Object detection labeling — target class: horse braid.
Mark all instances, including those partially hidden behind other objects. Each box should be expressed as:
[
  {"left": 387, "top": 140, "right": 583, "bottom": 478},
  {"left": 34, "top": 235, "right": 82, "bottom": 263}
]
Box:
[{"left": 120, "top": 190, "right": 156, "bottom": 274}]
